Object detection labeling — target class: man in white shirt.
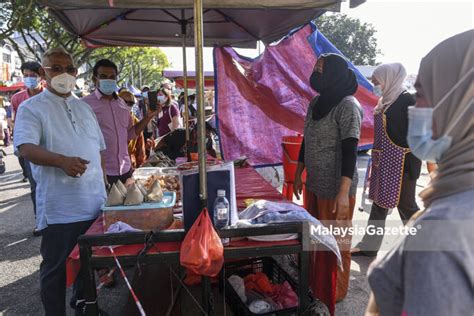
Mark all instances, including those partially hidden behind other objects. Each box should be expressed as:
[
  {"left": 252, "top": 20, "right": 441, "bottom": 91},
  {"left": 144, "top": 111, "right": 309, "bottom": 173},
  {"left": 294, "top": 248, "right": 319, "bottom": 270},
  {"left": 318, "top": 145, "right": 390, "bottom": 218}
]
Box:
[{"left": 14, "top": 47, "right": 106, "bottom": 315}]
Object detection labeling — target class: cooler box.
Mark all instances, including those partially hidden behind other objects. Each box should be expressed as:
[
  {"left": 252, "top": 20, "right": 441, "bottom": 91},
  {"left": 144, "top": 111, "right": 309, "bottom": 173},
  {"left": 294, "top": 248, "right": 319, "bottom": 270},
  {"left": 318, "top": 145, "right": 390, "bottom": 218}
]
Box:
[{"left": 102, "top": 191, "right": 176, "bottom": 231}]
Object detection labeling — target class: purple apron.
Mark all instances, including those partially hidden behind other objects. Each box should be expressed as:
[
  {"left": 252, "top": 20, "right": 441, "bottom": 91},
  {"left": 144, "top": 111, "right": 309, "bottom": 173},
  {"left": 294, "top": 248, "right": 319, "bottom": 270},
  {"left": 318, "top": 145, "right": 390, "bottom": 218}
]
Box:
[{"left": 368, "top": 110, "right": 410, "bottom": 209}]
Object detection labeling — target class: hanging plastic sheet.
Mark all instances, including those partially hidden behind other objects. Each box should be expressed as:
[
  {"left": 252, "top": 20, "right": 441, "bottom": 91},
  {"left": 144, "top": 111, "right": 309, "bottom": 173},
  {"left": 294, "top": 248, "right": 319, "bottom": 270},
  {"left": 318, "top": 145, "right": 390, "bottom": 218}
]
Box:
[{"left": 215, "top": 22, "right": 378, "bottom": 166}]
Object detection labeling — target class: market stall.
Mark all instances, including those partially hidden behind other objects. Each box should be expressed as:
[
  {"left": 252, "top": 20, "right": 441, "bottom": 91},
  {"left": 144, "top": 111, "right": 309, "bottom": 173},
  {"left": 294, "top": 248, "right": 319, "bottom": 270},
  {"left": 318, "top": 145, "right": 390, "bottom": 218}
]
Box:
[
  {"left": 41, "top": 1, "right": 366, "bottom": 315},
  {"left": 67, "top": 167, "right": 318, "bottom": 315}
]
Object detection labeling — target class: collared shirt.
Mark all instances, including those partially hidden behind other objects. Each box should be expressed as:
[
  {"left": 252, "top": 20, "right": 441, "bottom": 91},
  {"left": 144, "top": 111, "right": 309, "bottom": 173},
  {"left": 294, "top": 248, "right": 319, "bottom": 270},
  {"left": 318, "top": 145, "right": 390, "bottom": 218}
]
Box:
[
  {"left": 82, "top": 89, "right": 136, "bottom": 176},
  {"left": 13, "top": 89, "right": 106, "bottom": 230},
  {"left": 11, "top": 87, "right": 44, "bottom": 116}
]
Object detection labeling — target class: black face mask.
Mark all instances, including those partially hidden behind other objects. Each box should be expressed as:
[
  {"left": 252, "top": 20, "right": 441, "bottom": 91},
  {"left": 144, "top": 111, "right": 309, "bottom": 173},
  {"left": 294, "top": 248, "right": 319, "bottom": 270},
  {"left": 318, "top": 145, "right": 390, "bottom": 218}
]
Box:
[{"left": 310, "top": 71, "right": 324, "bottom": 92}]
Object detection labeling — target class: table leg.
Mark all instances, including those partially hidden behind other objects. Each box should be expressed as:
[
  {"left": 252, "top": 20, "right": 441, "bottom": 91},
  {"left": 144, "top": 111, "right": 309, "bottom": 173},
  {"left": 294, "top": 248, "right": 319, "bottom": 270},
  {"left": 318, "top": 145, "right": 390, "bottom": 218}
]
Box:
[
  {"left": 201, "top": 276, "right": 211, "bottom": 315},
  {"left": 298, "top": 250, "right": 310, "bottom": 315},
  {"left": 79, "top": 243, "right": 99, "bottom": 316}
]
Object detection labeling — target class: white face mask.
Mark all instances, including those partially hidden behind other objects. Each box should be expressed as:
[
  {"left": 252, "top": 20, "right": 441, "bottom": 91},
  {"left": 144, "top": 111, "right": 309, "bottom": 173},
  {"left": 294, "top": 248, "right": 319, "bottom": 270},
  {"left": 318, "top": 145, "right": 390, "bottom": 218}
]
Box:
[
  {"left": 407, "top": 68, "right": 473, "bottom": 162},
  {"left": 50, "top": 73, "right": 76, "bottom": 94}
]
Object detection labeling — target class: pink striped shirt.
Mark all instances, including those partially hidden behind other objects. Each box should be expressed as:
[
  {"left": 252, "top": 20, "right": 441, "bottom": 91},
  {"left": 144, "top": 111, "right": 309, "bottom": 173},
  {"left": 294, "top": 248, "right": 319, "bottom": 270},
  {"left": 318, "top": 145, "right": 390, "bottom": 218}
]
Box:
[{"left": 82, "top": 90, "right": 136, "bottom": 176}]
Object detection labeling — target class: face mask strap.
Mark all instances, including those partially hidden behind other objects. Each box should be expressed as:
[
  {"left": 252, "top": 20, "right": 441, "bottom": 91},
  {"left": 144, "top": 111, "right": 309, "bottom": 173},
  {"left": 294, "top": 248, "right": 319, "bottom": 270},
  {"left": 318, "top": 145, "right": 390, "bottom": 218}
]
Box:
[
  {"left": 444, "top": 98, "right": 474, "bottom": 136},
  {"left": 433, "top": 67, "right": 473, "bottom": 112}
]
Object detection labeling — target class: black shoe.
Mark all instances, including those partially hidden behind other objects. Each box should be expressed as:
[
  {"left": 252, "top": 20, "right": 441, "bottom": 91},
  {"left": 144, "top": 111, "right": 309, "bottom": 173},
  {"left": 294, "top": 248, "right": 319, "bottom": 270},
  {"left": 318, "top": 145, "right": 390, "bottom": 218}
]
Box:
[
  {"left": 33, "top": 228, "right": 42, "bottom": 237},
  {"left": 22, "top": 177, "right": 28, "bottom": 183}
]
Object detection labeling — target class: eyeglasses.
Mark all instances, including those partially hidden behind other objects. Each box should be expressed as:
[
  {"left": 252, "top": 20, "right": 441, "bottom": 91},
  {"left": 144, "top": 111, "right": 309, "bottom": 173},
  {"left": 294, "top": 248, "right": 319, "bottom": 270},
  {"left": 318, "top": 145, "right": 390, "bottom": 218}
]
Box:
[{"left": 43, "top": 65, "right": 77, "bottom": 74}]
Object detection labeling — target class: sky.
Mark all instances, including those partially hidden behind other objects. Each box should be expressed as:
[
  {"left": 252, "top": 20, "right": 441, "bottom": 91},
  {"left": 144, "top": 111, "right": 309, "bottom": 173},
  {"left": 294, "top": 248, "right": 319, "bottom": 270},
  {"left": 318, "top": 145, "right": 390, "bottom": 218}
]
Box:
[{"left": 161, "top": 0, "right": 473, "bottom": 75}]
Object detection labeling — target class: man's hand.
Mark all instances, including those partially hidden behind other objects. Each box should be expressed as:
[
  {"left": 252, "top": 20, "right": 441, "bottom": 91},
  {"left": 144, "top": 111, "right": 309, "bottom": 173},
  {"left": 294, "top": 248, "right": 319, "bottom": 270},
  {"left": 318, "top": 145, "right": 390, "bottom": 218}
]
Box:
[
  {"left": 60, "top": 156, "right": 89, "bottom": 177},
  {"left": 146, "top": 108, "right": 159, "bottom": 120}
]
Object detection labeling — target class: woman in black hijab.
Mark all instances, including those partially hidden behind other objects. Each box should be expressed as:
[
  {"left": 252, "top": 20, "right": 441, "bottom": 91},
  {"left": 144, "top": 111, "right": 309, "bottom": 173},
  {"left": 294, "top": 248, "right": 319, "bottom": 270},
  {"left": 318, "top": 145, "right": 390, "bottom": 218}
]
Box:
[{"left": 293, "top": 54, "right": 362, "bottom": 308}]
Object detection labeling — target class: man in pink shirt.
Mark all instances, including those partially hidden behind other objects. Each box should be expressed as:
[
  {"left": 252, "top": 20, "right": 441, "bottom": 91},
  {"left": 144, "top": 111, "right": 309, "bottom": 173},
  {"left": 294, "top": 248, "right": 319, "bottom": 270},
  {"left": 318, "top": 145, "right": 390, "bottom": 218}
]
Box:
[
  {"left": 11, "top": 61, "right": 43, "bottom": 236},
  {"left": 82, "top": 59, "right": 156, "bottom": 184},
  {"left": 11, "top": 62, "right": 44, "bottom": 120}
]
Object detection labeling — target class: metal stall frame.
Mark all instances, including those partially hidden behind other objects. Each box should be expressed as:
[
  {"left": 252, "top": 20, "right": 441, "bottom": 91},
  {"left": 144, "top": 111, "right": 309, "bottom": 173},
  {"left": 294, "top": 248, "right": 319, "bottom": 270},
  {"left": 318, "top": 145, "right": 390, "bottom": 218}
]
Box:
[{"left": 79, "top": 222, "right": 311, "bottom": 315}]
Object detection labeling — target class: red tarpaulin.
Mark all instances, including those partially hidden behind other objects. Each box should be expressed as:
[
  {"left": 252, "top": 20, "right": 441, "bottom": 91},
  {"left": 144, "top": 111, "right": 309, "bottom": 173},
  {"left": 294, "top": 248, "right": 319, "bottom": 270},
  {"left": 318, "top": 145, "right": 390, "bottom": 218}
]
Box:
[{"left": 215, "top": 23, "right": 378, "bottom": 166}]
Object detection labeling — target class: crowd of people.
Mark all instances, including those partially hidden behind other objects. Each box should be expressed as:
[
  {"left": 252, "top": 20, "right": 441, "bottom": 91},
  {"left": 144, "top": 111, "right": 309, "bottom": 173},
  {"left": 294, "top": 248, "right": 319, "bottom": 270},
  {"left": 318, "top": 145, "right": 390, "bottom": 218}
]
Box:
[{"left": 3, "top": 28, "right": 472, "bottom": 316}]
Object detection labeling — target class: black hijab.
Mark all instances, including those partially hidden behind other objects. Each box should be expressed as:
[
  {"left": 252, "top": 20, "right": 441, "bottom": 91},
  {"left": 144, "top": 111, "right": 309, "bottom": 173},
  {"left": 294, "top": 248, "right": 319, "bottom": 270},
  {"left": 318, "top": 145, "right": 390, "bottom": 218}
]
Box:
[{"left": 309, "top": 54, "right": 358, "bottom": 120}]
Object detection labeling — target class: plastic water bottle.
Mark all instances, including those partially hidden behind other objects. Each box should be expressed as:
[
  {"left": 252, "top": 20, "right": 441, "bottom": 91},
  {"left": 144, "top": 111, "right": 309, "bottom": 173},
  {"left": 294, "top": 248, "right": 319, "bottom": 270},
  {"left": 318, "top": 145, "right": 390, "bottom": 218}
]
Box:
[{"left": 213, "top": 190, "right": 230, "bottom": 245}]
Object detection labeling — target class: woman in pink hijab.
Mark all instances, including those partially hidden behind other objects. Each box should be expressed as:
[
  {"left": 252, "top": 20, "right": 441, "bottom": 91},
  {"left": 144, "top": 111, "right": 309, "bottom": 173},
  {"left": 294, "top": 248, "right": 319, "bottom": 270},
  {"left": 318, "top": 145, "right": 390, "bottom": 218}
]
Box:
[{"left": 352, "top": 63, "right": 421, "bottom": 257}]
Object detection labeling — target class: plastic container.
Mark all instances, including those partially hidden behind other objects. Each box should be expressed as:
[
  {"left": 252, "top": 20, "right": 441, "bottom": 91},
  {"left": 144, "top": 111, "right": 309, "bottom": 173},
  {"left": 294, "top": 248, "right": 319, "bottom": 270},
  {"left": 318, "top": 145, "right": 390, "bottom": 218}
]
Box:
[
  {"left": 224, "top": 257, "right": 299, "bottom": 316},
  {"left": 281, "top": 135, "right": 306, "bottom": 184},
  {"left": 102, "top": 191, "right": 176, "bottom": 231},
  {"left": 214, "top": 190, "right": 230, "bottom": 245},
  {"left": 281, "top": 135, "right": 307, "bottom": 204}
]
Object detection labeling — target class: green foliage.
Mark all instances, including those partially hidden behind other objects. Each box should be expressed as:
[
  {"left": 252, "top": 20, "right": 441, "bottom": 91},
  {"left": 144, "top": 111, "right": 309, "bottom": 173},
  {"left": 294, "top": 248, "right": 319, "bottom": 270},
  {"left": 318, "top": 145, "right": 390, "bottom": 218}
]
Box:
[
  {"left": 315, "top": 13, "right": 381, "bottom": 65},
  {"left": 0, "top": 0, "right": 168, "bottom": 86},
  {"left": 91, "top": 47, "right": 169, "bottom": 87}
]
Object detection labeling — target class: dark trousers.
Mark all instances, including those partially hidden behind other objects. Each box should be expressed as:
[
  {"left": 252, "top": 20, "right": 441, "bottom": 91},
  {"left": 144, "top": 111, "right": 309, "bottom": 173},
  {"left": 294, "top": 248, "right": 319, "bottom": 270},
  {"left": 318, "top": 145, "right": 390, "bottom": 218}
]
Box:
[
  {"left": 357, "top": 175, "right": 419, "bottom": 254},
  {"left": 23, "top": 159, "right": 37, "bottom": 216},
  {"left": 40, "top": 219, "right": 95, "bottom": 316},
  {"left": 3, "top": 128, "right": 11, "bottom": 146},
  {"left": 106, "top": 167, "right": 134, "bottom": 185},
  {"left": 18, "top": 156, "right": 28, "bottom": 178}
]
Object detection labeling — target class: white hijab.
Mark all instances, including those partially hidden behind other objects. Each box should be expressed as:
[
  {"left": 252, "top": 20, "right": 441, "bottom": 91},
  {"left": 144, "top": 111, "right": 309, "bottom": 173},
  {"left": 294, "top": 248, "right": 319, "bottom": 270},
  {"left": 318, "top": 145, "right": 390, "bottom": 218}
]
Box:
[
  {"left": 372, "top": 63, "right": 407, "bottom": 114},
  {"left": 418, "top": 30, "right": 474, "bottom": 206}
]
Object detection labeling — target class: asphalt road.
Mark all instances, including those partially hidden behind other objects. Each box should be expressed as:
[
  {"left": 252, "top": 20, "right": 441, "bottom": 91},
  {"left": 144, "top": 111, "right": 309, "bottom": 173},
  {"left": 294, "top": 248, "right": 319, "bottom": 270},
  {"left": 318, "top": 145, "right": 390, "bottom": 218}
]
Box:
[{"left": 0, "top": 145, "right": 430, "bottom": 315}]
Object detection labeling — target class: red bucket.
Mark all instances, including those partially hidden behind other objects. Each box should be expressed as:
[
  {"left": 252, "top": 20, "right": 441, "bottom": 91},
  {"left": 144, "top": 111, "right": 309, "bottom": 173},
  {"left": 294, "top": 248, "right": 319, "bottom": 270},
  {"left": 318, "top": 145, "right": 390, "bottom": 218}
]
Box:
[{"left": 282, "top": 135, "right": 306, "bottom": 183}]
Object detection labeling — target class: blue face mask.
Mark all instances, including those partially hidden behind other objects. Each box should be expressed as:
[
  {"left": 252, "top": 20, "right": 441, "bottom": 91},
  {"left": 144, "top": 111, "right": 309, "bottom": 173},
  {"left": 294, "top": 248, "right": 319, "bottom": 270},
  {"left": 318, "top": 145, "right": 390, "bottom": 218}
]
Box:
[
  {"left": 142, "top": 91, "right": 148, "bottom": 99},
  {"left": 24, "top": 77, "right": 39, "bottom": 89},
  {"left": 157, "top": 95, "right": 167, "bottom": 104},
  {"left": 373, "top": 85, "right": 382, "bottom": 97},
  {"left": 407, "top": 107, "right": 452, "bottom": 163},
  {"left": 98, "top": 79, "right": 117, "bottom": 96},
  {"left": 407, "top": 69, "right": 472, "bottom": 162}
]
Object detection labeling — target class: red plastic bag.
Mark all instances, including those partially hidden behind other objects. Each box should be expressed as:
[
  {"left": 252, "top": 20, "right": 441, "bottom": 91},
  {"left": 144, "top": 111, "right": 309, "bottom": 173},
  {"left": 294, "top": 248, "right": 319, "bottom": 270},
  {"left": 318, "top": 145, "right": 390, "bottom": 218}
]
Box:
[{"left": 180, "top": 208, "right": 224, "bottom": 277}]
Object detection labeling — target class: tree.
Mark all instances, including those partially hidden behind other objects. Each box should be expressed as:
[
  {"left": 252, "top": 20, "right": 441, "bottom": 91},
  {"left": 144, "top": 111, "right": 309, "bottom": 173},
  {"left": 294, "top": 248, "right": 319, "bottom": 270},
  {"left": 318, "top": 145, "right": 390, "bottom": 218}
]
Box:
[
  {"left": 90, "top": 47, "right": 169, "bottom": 87},
  {"left": 0, "top": 0, "right": 168, "bottom": 85},
  {"left": 315, "top": 13, "right": 381, "bottom": 65}
]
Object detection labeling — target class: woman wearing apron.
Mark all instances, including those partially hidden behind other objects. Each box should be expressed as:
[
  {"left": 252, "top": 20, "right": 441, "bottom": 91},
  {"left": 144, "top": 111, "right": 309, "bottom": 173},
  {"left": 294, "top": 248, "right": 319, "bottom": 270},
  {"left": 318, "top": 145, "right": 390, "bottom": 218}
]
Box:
[
  {"left": 294, "top": 53, "right": 362, "bottom": 310},
  {"left": 352, "top": 63, "right": 421, "bottom": 257}
]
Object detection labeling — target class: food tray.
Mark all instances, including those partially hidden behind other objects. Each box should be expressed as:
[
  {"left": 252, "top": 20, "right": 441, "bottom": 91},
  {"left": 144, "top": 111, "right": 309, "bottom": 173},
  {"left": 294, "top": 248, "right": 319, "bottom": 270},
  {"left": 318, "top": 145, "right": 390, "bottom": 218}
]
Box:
[{"left": 102, "top": 191, "right": 176, "bottom": 231}]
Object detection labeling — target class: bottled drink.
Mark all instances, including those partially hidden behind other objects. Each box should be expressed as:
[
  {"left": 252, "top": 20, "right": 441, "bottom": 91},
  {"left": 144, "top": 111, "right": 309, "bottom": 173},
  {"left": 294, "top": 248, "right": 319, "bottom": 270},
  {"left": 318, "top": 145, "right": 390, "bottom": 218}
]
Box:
[{"left": 213, "top": 190, "right": 230, "bottom": 245}]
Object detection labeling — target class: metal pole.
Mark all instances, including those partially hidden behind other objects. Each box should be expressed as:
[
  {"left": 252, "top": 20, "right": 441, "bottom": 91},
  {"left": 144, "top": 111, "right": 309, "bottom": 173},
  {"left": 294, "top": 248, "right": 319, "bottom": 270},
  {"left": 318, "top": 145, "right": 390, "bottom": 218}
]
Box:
[
  {"left": 194, "top": 0, "right": 207, "bottom": 206},
  {"left": 181, "top": 9, "right": 191, "bottom": 161},
  {"left": 194, "top": 1, "right": 212, "bottom": 312}
]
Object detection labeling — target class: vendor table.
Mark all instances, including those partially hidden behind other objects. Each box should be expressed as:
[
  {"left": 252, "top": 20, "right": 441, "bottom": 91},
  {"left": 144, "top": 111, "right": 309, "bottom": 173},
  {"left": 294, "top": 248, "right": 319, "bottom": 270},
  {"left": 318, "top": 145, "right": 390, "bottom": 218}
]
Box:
[{"left": 69, "top": 168, "right": 313, "bottom": 315}]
